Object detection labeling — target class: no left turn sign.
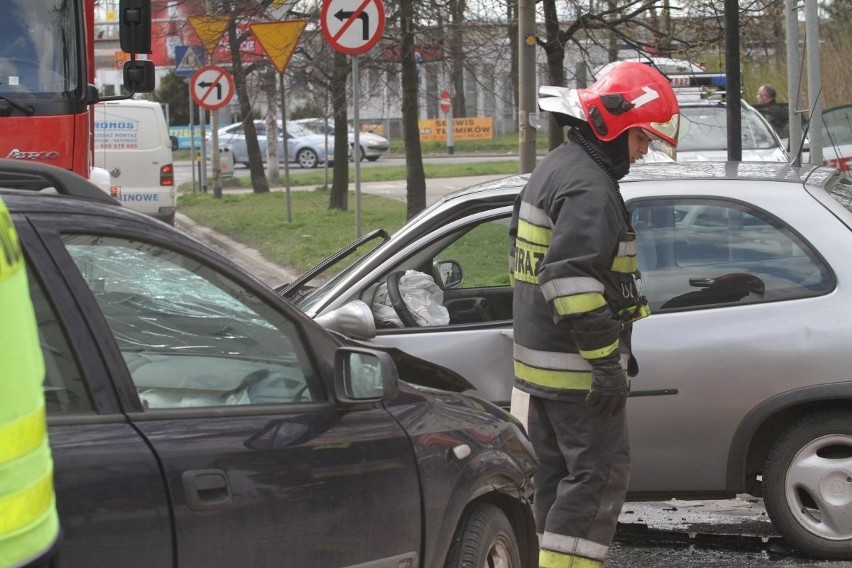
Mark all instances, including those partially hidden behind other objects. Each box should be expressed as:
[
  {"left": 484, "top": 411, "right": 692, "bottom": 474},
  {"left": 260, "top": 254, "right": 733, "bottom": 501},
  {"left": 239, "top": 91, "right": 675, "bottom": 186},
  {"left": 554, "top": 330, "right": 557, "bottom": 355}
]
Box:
[
  {"left": 191, "top": 65, "right": 235, "bottom": 111},
  {"left": 321, "top": 0, "right": 385, "bottom": 56}
]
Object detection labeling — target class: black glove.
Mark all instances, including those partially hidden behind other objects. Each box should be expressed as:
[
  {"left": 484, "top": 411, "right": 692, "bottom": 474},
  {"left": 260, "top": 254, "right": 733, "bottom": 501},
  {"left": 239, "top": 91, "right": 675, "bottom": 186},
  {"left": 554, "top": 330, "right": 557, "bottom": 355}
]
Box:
[{"left": 585, "top": 357, "right": 629, "bottom": 416}]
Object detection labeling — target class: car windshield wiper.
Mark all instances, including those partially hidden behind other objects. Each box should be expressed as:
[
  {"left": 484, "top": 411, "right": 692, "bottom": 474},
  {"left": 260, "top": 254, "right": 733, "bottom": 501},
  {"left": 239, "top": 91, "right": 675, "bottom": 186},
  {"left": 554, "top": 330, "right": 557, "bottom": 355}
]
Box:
[
  {"left": 278, "top": 229, "right": 389, "bottom": 299},
  {"left": 0, "top": 93, "right": 35, "bottom": 116}
]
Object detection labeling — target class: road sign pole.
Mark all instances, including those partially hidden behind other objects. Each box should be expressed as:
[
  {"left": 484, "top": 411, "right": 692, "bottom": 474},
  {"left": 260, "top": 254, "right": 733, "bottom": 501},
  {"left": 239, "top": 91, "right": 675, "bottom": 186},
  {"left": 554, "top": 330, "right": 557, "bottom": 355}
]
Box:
[
  {"left": 211, "top": 107, "right": 221, "bottom": 199},
  {"left": 189, "top": 84, "right": 197, "bottom": 193},
  {"left": 446, "top": 105, "right": 454, "bottom": 156},
  {"left": 353, "top": 55, "right": 362, "bottom": 239},
  {"left": 280, "top": 72, "right": 292, "bottom": 223},
  {"left": 199, "top": 107, "right": 208, "bottom": 193}
]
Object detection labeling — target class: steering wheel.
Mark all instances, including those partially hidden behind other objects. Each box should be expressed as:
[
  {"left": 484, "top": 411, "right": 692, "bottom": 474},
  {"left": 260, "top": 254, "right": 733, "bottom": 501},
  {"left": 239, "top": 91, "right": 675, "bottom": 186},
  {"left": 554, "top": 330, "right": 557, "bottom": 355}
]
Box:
[{"left": 386, "top": 271, "right": 420, "bottom": 327}]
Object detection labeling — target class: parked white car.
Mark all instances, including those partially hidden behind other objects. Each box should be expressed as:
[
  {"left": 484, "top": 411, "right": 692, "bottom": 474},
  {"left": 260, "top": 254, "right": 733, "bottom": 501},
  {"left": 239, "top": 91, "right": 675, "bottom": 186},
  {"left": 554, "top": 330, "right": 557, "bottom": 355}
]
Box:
[
  {"left": 292, "top": 118, "right": 390, "bottom": 161},
  {"left": 641, "top": 99, "right": 789, "bottom": 163}
]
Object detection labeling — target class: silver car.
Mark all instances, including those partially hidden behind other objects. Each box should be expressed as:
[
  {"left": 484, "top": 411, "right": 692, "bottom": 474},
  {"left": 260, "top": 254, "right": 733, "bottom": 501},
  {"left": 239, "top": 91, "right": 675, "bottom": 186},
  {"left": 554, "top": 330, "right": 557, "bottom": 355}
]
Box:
[
  {"left": 292, "top": 118, "right": 390, "bottom": 162},
  {"left": 642, "top": 100, "right": 788, "bottom": 163},
  {"left": 217, "top": 120, "right": 332, "bottom": 168},
  {"left": 281, "top": 162, "right": 852, "bottom": 560}
]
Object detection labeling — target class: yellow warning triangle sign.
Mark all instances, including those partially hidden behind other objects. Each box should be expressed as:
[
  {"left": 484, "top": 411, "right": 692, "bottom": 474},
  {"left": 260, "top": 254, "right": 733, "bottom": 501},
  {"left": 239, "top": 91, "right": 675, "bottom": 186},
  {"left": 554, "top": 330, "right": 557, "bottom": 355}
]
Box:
[
  {"left": 250, "top": 20, "right": 307, "bottom": 73},
  {"left": 188, "top": 16, "right": 231, "bottom": 56}
]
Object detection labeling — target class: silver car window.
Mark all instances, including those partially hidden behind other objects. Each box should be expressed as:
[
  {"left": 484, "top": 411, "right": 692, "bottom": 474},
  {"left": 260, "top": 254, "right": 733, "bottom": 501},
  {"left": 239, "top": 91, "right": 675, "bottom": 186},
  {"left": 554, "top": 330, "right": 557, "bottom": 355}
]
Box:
[
  {"left": 632, "top": 199, "right": 833, "bottom": 311},
  {"left": 62, "top": 235, "right": 322, "bottom": 410}
]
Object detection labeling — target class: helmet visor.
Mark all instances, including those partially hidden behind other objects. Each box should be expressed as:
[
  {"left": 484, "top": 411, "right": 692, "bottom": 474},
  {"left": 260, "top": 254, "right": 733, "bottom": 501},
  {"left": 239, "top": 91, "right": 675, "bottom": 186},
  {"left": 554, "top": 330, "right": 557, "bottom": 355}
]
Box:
[
  {"left": 646, "top": 113, "right": 680, "bottom": 146},
  {"left": 647, "top": 138, "right": 677, "bottom": 161}
]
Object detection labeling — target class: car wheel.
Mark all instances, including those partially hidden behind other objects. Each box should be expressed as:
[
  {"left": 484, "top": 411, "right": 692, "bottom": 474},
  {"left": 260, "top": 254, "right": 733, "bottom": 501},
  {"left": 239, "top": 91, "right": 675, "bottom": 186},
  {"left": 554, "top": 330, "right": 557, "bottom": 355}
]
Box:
[
  {"left": 763, "top": 410, "right": 852, "bottom": 559},
  {"left": 297, "top": 148, "right": 319, "bottom": 168},
  {"left": 366, "top": 155, "right": 380, "bottom": 162},
  {"left": 445, "top": 503, "right": 521, "bottom": 568},
  {"left": 348, "top": 145, "right": 366, "bottom": 162}
]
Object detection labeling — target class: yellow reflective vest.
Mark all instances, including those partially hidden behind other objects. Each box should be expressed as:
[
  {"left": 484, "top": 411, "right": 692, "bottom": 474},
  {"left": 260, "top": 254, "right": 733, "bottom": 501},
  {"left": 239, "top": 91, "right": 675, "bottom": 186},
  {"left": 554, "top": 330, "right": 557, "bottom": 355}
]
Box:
[{"left": 0, "top": 197, "right": 59, "bottom": 568}]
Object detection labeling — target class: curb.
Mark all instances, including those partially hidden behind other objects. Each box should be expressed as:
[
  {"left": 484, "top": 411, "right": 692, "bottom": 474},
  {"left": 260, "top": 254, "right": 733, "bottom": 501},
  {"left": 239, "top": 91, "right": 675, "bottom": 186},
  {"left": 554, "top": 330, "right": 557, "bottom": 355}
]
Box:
[{"left": 175, "top": 212, "right": 298, "bottom": 287}]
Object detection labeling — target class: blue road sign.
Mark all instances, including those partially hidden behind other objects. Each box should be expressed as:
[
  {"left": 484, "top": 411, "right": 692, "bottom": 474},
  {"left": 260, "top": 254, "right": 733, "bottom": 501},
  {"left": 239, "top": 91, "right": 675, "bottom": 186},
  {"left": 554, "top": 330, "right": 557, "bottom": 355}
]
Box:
[{"left": 175, "top": 45, "right": 205, "bottom": 77}]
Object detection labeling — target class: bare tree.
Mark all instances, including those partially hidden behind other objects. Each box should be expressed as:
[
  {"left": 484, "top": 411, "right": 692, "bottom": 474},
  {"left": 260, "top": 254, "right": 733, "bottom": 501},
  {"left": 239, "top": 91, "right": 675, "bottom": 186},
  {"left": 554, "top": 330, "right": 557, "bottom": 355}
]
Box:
[
  {"left": 329, "top": 50, "right": 350, "bottom": 210},
  {"left": 400, "top": 0, "right": 428, "bottom": 218},
  {"left": 223, "top": 3, "right": 270, "bottom": 193}
]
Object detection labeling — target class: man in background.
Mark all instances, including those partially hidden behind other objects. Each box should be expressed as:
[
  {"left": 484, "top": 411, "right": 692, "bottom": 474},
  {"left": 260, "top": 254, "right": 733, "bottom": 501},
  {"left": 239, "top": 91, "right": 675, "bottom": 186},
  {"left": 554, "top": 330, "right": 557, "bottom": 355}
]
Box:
[{"left": 755, "top": 83, "right": 789, "bottom": 138}]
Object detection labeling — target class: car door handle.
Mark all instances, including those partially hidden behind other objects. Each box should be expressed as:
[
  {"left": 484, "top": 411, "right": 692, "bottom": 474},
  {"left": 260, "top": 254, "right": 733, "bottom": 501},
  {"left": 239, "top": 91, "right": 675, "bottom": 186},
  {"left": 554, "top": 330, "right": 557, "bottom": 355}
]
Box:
[{"left": 183, "top": 469, "right": 231, "bottom": 511}]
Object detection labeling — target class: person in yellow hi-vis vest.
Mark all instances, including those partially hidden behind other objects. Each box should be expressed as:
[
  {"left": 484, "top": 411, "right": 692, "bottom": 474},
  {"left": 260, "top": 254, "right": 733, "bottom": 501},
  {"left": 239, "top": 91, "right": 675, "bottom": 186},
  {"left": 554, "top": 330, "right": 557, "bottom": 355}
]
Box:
[{"left": 0, "top": 196, "right": 60, "bottom": 568}]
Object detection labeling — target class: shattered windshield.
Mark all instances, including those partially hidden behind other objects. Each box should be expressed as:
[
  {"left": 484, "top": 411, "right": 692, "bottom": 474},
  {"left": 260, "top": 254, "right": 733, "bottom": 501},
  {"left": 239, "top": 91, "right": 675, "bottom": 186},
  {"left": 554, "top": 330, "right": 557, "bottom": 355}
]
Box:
[
  {"left": 62, "top": 235, "right": 322, "bottom": 408},
  {"left": 0, "top": 0, "right": 79, "bottom": 95}
]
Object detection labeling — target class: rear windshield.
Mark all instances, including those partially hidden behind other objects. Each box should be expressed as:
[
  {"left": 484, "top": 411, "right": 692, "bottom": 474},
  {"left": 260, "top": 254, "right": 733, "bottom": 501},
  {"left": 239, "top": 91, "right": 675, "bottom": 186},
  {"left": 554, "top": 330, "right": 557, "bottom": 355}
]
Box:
[{"left": 679, "top": 106, "right": 780, "bottom": 152}]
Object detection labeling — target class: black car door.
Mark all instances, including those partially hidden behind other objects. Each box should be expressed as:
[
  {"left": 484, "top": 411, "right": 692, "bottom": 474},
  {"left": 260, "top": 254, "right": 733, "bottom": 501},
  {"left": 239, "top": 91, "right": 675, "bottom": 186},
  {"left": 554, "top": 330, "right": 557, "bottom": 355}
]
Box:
[
  {"left": 29, "top": 214, "right": 422, "bottom": 568},
  {"left": 16, "top": 219, "right": 174, "bottom": 568}
]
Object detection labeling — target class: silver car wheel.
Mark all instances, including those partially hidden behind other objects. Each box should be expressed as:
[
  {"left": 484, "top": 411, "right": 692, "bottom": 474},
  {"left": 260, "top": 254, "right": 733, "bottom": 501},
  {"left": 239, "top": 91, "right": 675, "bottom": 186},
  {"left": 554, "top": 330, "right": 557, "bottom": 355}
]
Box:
[
  {"left": 764, "top": 410, "right": 852, "bottom": 559},
  {"left": 297, "top": 148, "right": 319, "bottom": 168},
  {"left": 785, "top": 433, "right": 852, "bottom": 540}
]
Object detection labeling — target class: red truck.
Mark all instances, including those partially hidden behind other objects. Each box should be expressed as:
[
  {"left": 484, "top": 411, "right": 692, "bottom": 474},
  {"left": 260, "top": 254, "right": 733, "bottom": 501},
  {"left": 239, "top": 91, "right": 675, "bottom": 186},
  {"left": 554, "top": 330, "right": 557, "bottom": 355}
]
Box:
[{"left": 1, "top": 0, "right": 154, "bottom": 184}]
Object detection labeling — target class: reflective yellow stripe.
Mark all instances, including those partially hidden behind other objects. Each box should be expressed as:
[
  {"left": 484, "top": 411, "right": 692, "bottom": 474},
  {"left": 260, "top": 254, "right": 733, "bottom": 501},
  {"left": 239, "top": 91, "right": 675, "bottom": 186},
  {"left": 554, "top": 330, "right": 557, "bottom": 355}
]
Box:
[
  {"left": 517, "top": 219, "right": 552, "bottom": 246},
  {"left": 0, "top": 406, "right": 46, "bottom": 467},
  {"left": 0, "top": 203, "right": 24, "bottom": 284},
  {"left": 618, "top": 303, "right": 651, "bottom": 323},
  {"left": 578, "top": 338, "right": 619, "bottom": 360},
  {"left": 540, "top": 549, "right": 603, "bottom": 568},
  {"left": 513, "top": 240, "right": 549, "bottom": 284},
  {"left": 611, "top": 255, "right": 637, "bottom": 273},
  {"left": 0, "top": 471, "right": 53, "bottom": 536},
  {"left": 514, "top": 360, "right": 592, "bottom": 390},
  {"left": 552, "top": 292, "right": 606, "bottom": 316}
]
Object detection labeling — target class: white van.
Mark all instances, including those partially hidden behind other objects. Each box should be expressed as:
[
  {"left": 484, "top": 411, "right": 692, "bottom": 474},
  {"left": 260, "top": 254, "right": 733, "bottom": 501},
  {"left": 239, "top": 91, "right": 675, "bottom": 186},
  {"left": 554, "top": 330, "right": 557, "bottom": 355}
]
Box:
[{"left": 93, "top": 100, "right": 177, "bottom": 224}]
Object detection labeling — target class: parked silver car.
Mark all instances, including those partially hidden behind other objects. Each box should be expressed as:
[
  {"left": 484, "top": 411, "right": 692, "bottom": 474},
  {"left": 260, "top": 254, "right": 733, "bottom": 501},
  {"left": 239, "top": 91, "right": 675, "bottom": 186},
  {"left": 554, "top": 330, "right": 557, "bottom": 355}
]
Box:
[
  {"left": 281, "top": 162, "right": 852, "bottom": 560},
  {"left": 292, "top": 117, "right": 390, "bottom": 161},
  {"left": 217, "top": 120, "right": 332, "bottom": 168},
  {"left": 641, "top": 100, "right": 789, "bottom": 163}
]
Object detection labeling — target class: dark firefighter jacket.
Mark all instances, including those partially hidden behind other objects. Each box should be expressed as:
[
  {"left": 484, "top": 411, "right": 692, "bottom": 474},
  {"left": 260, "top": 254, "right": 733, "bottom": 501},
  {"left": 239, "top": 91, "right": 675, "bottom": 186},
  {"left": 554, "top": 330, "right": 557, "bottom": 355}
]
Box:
[{"left": 509, "top": 132, "right": 649, "bottom": 399}]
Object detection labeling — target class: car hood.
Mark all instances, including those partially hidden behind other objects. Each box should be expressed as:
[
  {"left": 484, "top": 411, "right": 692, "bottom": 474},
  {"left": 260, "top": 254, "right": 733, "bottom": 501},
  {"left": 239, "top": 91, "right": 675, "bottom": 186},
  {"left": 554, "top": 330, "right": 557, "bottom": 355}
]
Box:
[
  {"left": 352, "top": 132, "right": 388, "bottom": 144},
  {"left": 335, "top": 332, "right": 475, "bottom": 393}
]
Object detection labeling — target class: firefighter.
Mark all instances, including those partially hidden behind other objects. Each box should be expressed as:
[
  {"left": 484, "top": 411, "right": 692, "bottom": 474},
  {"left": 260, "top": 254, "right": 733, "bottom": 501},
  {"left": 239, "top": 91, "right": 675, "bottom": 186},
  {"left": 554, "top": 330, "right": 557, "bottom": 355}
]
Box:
[
  {"left": 509, "top": 62, "right": 679, "bottom": 568},
  {"left": 0, "top": 196, "right": 60, "bottom": 568}
]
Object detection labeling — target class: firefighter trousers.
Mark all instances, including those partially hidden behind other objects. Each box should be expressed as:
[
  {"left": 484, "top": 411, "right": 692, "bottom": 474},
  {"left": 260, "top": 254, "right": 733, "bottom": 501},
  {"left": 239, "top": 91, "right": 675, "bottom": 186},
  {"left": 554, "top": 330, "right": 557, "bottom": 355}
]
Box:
[{"left": 528, "top": 395, "right": 630, "bottom": 567}]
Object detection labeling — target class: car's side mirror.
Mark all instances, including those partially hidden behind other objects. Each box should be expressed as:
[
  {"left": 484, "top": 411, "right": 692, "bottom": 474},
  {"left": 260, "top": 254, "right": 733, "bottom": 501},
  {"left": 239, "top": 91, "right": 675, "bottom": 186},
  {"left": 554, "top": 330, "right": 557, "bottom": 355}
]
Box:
[
  {"left": 433, "top": 259, "right": 463, "bottom": 289},
  {"left": 315, "top": 300, "right": 376, "bottom": 340},
  {"left": 334, "top": 347, "right": 399, "bottom": 404}
]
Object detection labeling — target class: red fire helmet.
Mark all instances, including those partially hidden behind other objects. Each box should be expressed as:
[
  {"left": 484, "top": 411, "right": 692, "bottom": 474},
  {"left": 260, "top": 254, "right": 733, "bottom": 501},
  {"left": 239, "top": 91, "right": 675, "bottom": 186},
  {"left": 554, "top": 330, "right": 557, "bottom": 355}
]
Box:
[{"left": 539, "top": 61, "right": 680, "bottom": 154}]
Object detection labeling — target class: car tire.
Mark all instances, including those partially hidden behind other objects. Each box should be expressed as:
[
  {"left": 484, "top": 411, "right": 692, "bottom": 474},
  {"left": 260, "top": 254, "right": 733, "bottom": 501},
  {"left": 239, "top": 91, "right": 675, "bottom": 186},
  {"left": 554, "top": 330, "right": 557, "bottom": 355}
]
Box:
[
  {"left": 348, "top": 145, "right": 367, "bottom": 162},
  {"left": 297, "top": 148, "right": 319, "bottom": 168},
  {"left": 763, "top": 410, "right": 852, "bottom": 559},
  {"left": 366, "top": 156, "right": 380, "bottom": 162},
  {"left": 444, "top": 503, "right": 521, "bottom": 568}
]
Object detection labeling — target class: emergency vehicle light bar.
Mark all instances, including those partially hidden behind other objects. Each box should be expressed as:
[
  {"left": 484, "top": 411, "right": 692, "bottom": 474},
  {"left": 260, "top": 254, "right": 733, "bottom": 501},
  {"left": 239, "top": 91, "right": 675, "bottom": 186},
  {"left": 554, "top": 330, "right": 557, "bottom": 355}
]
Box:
[{"left": 667, "top": 73, "right": 727, "bottom": 89}]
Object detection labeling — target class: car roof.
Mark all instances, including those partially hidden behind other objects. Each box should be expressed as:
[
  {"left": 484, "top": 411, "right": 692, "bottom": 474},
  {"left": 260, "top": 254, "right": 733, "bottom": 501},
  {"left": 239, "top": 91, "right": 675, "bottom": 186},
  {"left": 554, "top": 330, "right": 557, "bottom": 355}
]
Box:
[
  {"left": 0, "top": 160, "right": 119, "bottom": 205},
  {"left": 439, "top": 162, "right": 838, "bottom": 208}
]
